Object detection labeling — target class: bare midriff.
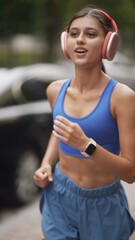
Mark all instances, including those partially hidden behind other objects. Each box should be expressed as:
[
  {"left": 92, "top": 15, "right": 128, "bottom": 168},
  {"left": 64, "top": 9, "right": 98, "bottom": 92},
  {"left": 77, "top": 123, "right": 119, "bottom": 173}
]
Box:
[{"left": 59, "top": 150, "right": 116, "bottom": 189}]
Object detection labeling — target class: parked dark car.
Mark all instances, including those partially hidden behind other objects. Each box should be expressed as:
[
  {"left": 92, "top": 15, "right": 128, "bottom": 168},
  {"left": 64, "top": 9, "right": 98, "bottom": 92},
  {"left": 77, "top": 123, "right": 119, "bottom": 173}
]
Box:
[{"left": 0, "top": 63, "right": 69, "bottom": 206}]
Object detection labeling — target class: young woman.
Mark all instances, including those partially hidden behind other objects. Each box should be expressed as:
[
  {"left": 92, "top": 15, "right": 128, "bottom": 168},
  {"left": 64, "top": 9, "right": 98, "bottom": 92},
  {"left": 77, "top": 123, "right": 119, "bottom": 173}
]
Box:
[{"left": 34, "top": 6, "right": 135, "bottom": 240}]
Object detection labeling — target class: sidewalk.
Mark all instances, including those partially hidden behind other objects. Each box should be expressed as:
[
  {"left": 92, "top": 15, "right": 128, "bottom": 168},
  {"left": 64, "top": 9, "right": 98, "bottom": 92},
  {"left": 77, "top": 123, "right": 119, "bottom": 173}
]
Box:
[{"left": 0, "top": 197, "right": 42, "bottom": 240}]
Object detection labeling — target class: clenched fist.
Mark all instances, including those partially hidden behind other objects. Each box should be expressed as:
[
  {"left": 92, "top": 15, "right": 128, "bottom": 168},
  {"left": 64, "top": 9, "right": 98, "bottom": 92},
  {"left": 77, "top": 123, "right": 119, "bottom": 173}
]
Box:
[{"left": 33, "top": 163, "right": 53, "bottom": 189}]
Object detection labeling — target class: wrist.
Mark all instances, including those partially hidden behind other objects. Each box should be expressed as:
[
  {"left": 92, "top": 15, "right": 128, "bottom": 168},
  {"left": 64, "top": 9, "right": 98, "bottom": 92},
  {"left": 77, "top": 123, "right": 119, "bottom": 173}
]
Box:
[
  {"left": 80, "top": 137, "right": 90, "bottom": 151},
  {"left": 41, "top": 161, "right": 52, "bottom": 169}
]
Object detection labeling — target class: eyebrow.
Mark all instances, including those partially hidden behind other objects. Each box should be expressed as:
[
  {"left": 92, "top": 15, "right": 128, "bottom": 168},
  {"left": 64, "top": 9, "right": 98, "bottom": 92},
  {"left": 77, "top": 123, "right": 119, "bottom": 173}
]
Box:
[{"left": 69, "top": 27, "right": 97, "bottom": 31}]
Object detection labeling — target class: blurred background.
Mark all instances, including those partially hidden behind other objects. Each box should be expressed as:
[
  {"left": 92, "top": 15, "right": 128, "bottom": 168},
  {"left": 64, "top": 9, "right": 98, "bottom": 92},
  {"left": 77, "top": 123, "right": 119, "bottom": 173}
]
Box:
[
  {"left": 0, "top": 0, "right": 135, "bottom": 66},
  {"left": 0, "top": 0, "right": 135, "bottom": 239}
]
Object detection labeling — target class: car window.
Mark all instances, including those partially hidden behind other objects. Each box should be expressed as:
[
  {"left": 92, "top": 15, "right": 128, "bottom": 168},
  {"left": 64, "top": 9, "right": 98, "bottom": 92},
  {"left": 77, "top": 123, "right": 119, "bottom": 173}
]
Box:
[
  {"left": 21, "top": 78, "right": 50, "bottom": 102},
  {"left": 0, "top": 78, "right": 51, "bottom": 107}
]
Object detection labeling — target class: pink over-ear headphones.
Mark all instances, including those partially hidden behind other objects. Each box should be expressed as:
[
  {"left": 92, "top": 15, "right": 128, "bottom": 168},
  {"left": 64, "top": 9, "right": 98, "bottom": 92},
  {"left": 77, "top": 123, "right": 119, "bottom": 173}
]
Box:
[{"left": 61, "top": 9, "right": 119, "bottom": 61}]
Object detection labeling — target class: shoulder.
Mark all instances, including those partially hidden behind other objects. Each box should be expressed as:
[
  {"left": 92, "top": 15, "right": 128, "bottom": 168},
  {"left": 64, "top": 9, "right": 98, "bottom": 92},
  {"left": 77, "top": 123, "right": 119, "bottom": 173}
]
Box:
[
  {"left": 46, "top": 79, "right": 69, "bottom": 109},
  {"left": 114, "top": 82, "right": 135, "bottom": 102},
  {"left": 112, "top": 81, "right": 135, "bottom": 117}
]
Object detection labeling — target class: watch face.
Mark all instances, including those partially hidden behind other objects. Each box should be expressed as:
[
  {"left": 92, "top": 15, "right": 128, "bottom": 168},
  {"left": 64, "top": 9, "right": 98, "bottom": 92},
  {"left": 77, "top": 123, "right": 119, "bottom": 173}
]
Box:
[{"left": 85, "top": 143, "right": 96, "bottom": 155}]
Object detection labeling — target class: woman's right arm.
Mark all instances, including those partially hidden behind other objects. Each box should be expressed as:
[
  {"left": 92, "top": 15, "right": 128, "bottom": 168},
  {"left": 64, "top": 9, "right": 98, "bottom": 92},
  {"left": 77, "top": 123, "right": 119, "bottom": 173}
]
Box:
[
  {"left": 33, "top": 80, "right": 65, "bottom": 188},
  {"left": 33, "top": 133, "right": 58, "bottom": 188}
]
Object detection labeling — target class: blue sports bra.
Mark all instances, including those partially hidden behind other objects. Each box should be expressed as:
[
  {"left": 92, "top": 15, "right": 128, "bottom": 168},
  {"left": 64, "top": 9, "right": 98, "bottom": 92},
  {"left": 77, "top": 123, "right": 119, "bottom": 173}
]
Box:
[{"left": 53, "top": 79, "right": 120, "bottom": 158}]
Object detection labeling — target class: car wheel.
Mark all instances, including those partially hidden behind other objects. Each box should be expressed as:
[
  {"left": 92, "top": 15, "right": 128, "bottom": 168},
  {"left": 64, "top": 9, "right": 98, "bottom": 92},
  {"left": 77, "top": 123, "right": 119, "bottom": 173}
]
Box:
[{"left": 12, "top": 149, "right": 40, "bottom": 206}]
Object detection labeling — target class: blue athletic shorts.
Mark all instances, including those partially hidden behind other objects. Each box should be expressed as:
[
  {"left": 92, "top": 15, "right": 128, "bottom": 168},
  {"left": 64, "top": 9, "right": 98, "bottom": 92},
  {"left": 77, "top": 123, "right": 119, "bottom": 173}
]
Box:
[{"left": 40, "top": 163, "right": 135, "bottom": 240}]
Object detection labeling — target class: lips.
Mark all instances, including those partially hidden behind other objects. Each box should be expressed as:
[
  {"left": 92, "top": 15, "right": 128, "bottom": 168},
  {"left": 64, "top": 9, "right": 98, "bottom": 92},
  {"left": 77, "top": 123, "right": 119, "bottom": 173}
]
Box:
[{"left": 75, "top": 47, "right": 88, "bottom": 54}]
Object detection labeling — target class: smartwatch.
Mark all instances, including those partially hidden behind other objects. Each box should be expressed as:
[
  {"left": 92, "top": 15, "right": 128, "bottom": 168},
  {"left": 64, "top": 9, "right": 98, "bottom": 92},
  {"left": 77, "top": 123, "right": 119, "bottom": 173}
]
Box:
[{"left": 81, "top": 138, "right": 97, "bottom": 157}]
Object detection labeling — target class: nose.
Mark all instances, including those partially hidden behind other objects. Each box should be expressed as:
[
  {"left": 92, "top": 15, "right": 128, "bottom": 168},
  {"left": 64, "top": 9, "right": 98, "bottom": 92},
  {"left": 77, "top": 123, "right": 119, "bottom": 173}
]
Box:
[{"left": 77, "top": 33, "right": 85, "bottom": 44}]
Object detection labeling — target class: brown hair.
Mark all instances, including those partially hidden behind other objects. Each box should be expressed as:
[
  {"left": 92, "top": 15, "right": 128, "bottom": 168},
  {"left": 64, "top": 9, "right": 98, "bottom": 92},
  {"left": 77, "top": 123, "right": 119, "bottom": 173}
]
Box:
[{"left": 66, "top": 6, "right": 114, "bottom": 34}]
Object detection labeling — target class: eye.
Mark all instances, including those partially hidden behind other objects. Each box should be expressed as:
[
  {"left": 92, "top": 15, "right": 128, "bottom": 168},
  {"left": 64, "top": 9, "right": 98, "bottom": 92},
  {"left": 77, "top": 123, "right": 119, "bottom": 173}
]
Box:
[
  {"left": 69, "top": 31, "right": 78, "bottom": 38},
  {"left": 87, "top": 32, "right": 96, "bottom": 38}
]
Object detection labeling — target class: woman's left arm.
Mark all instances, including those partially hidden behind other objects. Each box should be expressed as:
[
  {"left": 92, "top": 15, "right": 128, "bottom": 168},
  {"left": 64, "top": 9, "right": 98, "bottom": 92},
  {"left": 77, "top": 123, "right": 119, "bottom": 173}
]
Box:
[{"left": 108, "top": 83, "right": 135, "bottom": 182}]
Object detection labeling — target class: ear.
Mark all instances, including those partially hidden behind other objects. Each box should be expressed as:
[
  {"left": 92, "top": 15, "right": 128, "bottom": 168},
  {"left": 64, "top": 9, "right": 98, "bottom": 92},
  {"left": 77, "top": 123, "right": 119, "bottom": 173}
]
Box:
[
  {"left": 61, "top": 31, "right": 70, "bottom": 59},
  {"left": 102, "top": 32, "right": 119, "bottom": 60}
]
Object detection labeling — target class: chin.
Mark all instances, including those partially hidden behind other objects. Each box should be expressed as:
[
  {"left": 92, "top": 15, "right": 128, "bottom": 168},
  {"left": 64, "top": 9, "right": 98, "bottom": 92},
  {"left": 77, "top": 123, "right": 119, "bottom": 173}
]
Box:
[{"left": 74, "top": 58, "right": 89, "bottom": 65}]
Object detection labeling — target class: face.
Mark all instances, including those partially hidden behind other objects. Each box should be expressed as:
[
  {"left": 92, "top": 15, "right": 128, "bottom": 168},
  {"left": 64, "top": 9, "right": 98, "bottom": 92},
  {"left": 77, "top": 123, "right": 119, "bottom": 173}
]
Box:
[{"left": 67, "top": 16, "right": 106, "bottom": 66}]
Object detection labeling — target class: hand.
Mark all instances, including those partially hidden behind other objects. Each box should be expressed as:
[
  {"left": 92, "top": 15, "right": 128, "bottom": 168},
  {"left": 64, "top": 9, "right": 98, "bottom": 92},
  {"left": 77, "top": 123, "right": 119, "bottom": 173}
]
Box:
[
  {"left": 33, "top": 163, "right": 53, "bottom": 189},
  {"left": 53, "top": 115, "right": 89, "bottom": 151}
]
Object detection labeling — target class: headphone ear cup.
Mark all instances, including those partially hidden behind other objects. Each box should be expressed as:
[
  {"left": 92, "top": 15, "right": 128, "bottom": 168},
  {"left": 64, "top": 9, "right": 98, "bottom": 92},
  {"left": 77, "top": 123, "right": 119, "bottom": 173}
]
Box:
[
  {"left": 61, "top": 31, "right": 70, "bottom": 59},
  {"left": 102, "top": 32, "right": 119, "bottom": 60}
]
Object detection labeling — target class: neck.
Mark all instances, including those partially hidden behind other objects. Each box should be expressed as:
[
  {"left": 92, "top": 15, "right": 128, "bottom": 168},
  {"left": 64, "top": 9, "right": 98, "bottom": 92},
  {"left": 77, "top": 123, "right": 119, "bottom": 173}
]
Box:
[{"left": 72, "top": 64, "right": 105, "bottom": 92}]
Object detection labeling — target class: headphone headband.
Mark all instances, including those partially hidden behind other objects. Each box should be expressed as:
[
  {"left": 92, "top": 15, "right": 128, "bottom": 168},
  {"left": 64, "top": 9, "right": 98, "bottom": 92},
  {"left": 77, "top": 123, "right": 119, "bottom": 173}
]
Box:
[{"left": 98, "top": 10, "right": 118, "bottom": 32}]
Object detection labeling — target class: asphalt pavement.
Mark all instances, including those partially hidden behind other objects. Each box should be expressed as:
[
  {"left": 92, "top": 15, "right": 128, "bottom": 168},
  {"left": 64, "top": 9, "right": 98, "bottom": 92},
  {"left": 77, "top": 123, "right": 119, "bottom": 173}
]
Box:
[{"left": 0, "top": 196, "right": 43, "bottom": 240}]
